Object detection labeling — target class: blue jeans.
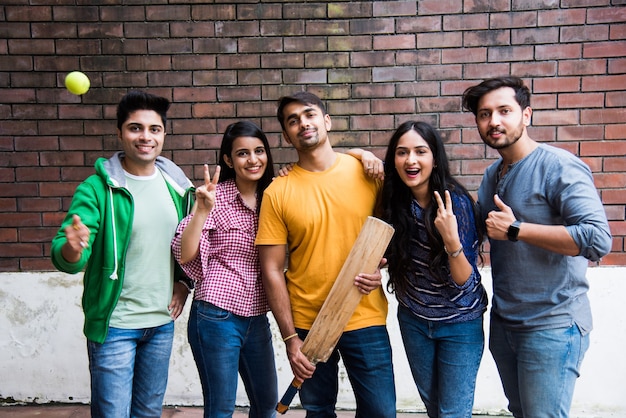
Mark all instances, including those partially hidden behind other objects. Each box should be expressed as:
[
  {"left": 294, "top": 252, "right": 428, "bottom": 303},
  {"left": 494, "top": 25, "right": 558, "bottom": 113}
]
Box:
[
  {"left": 297, "top": 325, "right": 396, "bottom": 418},
  {"left": 187, "top": 300, "right": 277, "bottom": 418},
  {"left": 398, "top": 306, "right": 484, "bottom": 418},
  {"left": 489, "top": 315, "right": 590, "bottom": 418},
  {"left": 87, "top": 321, "right": 174, "bottom": 418}
]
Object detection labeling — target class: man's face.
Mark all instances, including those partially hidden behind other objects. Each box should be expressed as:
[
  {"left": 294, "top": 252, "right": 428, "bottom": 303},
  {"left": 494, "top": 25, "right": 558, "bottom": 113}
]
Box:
[
  {"left": 117, "top": 109, "right": 165, "bottom": 175},
  {"left": 281, "top": 101, "right": 332, "bottom": 151},
  {"left": 475, "top": 86, "right": 531, "bottom": 150}
]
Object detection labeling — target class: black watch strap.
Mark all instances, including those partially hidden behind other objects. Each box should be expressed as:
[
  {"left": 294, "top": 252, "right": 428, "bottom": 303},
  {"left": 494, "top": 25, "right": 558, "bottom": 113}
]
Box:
[{"left": 507, "top": 220, "right": 522, "bottom": 242}]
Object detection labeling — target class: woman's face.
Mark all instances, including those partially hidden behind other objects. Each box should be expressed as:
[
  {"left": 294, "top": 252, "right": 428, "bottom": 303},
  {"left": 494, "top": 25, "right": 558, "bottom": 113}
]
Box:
[
  {"left": 223, "top": 136, "right": 268, "bottom": 184},
  {"left": 394, "top": 129, "right": 434, "bottom": 200}
]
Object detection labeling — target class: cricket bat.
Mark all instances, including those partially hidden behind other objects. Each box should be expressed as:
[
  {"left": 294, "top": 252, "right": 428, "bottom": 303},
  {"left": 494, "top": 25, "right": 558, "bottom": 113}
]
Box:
[{"left": 276, "top": 216, "right": 395, "bottom": 414}]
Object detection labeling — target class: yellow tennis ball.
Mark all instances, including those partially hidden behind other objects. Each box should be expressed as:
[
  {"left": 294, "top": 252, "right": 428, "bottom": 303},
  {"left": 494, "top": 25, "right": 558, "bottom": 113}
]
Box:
[{"left": 64, "top": 71, "right": 90, "bottom": 95}]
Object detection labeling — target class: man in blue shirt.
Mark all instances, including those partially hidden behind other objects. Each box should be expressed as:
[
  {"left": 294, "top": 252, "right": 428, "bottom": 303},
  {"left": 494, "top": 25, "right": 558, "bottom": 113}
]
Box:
[{"left": 462, "top": 76, "right": 612, "bottom": 418}]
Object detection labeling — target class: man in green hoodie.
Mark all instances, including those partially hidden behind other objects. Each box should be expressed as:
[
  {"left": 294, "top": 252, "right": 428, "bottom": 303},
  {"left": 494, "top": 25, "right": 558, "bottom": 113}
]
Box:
[{"left": 51, "top": 91, "right": 195, "bottom": 418}]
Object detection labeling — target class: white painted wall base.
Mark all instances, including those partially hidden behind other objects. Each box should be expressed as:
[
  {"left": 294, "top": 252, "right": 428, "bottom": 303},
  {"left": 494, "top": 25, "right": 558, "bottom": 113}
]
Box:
[{"left": 1, "top": 268, "right": 624, "bottom": 416}]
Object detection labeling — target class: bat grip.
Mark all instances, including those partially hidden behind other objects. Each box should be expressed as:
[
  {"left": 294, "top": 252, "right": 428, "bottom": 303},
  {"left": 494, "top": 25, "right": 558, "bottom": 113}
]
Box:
[{"left": 276, "top": 377, "right": 303, "bottom": 414}]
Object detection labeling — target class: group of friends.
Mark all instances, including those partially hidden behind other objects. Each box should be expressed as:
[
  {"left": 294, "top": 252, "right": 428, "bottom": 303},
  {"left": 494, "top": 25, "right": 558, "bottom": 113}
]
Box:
[{"left": 51, "top": 75, "right": 612, "bottom": 418}]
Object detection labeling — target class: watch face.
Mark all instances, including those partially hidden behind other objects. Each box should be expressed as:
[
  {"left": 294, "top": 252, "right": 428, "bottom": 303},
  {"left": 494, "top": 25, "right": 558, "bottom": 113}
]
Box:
[{"left": 507, "top": 221, "right": 520, "bottom": 241}]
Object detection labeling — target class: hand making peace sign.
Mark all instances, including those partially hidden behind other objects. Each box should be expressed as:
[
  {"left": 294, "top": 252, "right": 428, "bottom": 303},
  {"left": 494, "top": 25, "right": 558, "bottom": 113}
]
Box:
[
  {"left": 195, "top": 164, "right": 221, "bottom": 213},
  {"left": 433, "top": 190, "right": 460, "bottom": 246}
]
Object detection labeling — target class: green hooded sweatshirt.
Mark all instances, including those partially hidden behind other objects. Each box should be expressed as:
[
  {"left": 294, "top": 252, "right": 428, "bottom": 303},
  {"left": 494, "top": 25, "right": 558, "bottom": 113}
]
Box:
[{"left": 51, "top": 152, "right": 194, "bottom": 343}]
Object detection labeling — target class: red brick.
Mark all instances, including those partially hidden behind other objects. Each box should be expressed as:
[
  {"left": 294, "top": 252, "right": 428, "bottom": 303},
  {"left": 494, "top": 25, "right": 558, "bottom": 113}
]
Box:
[
  {"left": 442, "top": 48, "right": 487, "bottom": 64},
  {"left": 328, "top": 2, "right": 373, "bottom": 19},
  {"left": 192, "top": 5, "right": 235, "bottom": 21},
  {"left": 31, "top": 22, "right": 75, "bottom": 38},
  {"left": 285, "top": 36, "right": 327, "bottom": 52},
  {"left": 512, "top": 27, "right": 559, "bottom": 45},
  {"left": 511, "top": 61, "right": 558, "bottom": 77},
  {"left": 417, "top": 32, "right": 463, "bottom": 48},
  {"left": 419, "top": 0, "right": 463, "bottom": 15},
  {"left": 374, "top": 34, "right": 416, "bottom": 50},
  {"left": 611, "top": 24, "right": 626, "bottom": 40},
  {"left": 587, "top": 6, "right": 626, "bottom": 24},
  {"left": 416, "top": 97, "right": 460, "bottom": 112},
  {"left": 373, "top": 1, "right": 417, "bottom": 16},
  {"left": 538, "top": 9, "right": 586, "bottom": 26},
  {"left": 582, "top": 108, "right": 626, "bottom": 125},
  {"left": 396, "top": 16, "right": 442, "bottom": 33},
  {"left": 283, "top": 4, "right": 326, "bottom": 19},
  {"left": 561, "top": 25, "right": 609, "bottom": 42},
  {"left": 372, "top": 98, "right": 416, "bottom": 114},
  {"left": 557, "top": 125, "right": 605, "bottom": 141},
  {"left": 306, "top": 52, "right": 350, "bottom": 69},
  {"left": 443, "top": 14, "right": 488, "bottom": 30},
  {"left": 581, "top": 140, "right": 626, "bottom": 156},
  {"left": 603, "top": 189, "right": 626, "bottom": 205},
  {"left": 606, "top": 125, "right": 626, "bottom": 140},
  {"left": 351, "top": 18, "right": 395, "bottom": 34},
  {"left": 329, "top": 69, "right": 371, "bottom": 84},
  {"left": 464, "top": 0, "right": 510, "bottom": 12},
  {"left": 533, "top": 109, "right": 579, "bottom": 126},
  {"left": 558, "top": 92, "right": 605, "bottom": 108},
  {"left": 373, "top": 66, "right": 416, "bottom": 82},
  {"left": 492, "top": 12, "right": 540, "bottom": 30},
  {"left": 488, "top": 45, "right": 535, "bottom": 62},
  {"left": 100, "top": 6, "right": 145, "bottom": 21},
  {"left": 238, "top": 4, "right": 282, "bottom": 20},
  {"left": 6, "top": 6, "right": 51, "bottom": 21},
  {"left": 416, "top": 65, "right": 462, "bottom": 81},
  {"left": 607, "top": 92, "right": 626, "bottom": 107},
  {"left": 146, "top": 5, "right": 190, "bottom": 21},
  {"left": 16, "top": 167, "right": 61, "bottom": 182},
  {"left": 584, "top": 40, "right": 626, "bottom": 58},
  {"left": 350, "top": 115, "right": 394, "bottom": 131},
  {"left": 605, "top": 156, "right": 626, "bottom": 172},
  {"left": 328, "top": 101, "right": 371, "bottom": 116},
  {"left": 0, "top": 228, "right": 17, "bottom": 242},
  {"left": 559, "top": 59, "right": 607, "bottom": 75},
  {"left": 535, "top": 43, "right": 581, "bottom": 60},
  {"left": 0, "top": 243, "right": 43, "bottom": 257}
]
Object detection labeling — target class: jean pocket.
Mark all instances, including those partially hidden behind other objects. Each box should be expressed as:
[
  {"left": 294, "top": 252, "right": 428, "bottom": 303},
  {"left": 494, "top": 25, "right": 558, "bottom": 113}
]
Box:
[{"left": 194, "top": 300, "right": 230, "bottom": 321}]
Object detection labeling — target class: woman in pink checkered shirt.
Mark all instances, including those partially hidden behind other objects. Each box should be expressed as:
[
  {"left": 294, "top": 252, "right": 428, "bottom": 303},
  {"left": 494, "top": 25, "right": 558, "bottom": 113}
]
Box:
[{"left": 172, "top": 121, "right": 278, "bottom": 418}]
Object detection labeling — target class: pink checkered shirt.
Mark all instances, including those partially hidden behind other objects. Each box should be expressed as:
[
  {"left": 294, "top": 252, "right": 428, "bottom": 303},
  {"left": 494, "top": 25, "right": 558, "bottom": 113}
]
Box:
[{"left": 172, "top": 179, "right": 269, "bottom": 317}]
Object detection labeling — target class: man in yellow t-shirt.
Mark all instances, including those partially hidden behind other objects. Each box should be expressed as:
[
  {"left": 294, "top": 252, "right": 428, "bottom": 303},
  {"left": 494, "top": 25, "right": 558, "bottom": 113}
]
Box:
[{"left": 256, "top": 92, "right": 396, "bottom": 417}]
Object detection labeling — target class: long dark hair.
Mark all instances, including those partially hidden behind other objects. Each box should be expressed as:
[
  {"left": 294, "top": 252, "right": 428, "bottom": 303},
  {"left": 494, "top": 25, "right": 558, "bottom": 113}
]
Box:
[
  {"left": 378, "top": 121, "right": 483, "bottom": 295},
  {"left": 217, "top": 121, "right": 275, "bottom": 213}
]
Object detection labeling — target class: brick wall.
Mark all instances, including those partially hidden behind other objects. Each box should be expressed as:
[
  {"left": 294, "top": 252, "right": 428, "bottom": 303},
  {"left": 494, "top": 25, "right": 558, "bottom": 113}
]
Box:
[{"left": 1, "top": 1, "right": 625, "bottom": 271}]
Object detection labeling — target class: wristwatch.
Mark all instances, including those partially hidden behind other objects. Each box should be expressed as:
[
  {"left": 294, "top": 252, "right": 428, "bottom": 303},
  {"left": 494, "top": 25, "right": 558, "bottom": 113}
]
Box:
[{"left": 507, "top": 220, "right": 522, "bottom": 242}]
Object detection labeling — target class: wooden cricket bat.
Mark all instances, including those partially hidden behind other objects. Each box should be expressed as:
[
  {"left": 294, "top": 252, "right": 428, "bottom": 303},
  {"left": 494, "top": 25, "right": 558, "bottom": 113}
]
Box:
[{"left": 276, "top": 216, "right": 395, "bottom": 414}]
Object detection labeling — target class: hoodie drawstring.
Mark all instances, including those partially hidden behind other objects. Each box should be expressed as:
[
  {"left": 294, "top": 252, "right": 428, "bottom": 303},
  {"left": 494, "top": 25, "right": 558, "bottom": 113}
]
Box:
[{"left": 108, "top": 186, "right": 119, "bottom": 280}]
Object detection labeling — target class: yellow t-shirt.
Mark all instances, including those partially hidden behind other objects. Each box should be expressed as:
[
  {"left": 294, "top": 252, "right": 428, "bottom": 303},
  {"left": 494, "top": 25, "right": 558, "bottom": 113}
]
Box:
[{"left": 256, "top": 153, "right": 387, "bottom": 331}]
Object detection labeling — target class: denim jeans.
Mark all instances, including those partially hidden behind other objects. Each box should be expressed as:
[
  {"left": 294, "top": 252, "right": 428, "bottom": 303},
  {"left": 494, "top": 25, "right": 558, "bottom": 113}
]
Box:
[
  {"left": 398, "top": 306, "right": 484, "bottom": 418},
  {"left": 489, "top": 315, "right": 590, "bottom": 418},
  {"left": 87, "top": 321, "right": 174, "bottom": 418},
  {"left": 296, "top": 325, "right": 396, "bottom": 418},
  {"left": 187, "top": 300, "right": 277, "bottom": 418}
]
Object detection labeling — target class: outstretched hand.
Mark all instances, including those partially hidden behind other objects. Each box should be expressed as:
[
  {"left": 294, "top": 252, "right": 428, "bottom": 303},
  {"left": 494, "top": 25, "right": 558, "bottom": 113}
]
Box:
[
  {"left": 195, "top": 164, "right": 220, "bottom": 212},
  {"left": 65, "top": 214, "right": 90, "bottom": 252}
]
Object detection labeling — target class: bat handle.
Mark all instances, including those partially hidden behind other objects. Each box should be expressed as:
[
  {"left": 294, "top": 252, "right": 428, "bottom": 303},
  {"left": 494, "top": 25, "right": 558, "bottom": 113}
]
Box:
[{"left": 276, "top": 377, "right": 303, "bottom": 414}]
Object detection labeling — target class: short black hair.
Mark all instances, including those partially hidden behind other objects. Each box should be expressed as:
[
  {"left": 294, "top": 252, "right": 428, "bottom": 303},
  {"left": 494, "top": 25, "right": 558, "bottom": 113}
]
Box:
[
  {"left": 116, "top": 90, "right": 170, "bottom": 130},
  {"left": 462, "top": 76, "right": 531, "bottom": 116},
  {"left": 276, "top": 91, "right": 327, "bottom": 131}
]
